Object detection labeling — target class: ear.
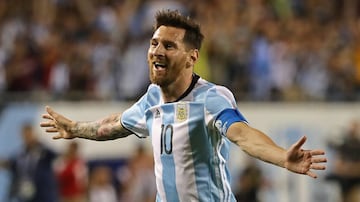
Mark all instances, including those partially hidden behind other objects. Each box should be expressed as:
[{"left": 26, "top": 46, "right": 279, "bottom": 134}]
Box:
[{"left": 186, "top": 49, "right": 199, "bottom": 68}]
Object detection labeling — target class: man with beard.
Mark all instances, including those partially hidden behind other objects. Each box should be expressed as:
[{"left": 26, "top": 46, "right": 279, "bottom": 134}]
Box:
[{"left": 40, "top": 10, "right": 327, "bottom": 202}]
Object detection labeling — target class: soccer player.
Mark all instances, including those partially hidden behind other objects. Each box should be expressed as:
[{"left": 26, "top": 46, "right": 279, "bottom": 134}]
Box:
[{"left": 40, "top": 10, "right": 327, "bottom": 202}]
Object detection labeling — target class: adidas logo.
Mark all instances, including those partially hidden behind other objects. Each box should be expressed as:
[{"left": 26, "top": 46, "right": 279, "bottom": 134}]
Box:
[{"left": 155, "top": 109, "right": 161, "bottom": 119}]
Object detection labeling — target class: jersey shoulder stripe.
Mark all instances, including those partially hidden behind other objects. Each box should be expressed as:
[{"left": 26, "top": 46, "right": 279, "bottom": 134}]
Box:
[{"left": 121, "top": 84, "right": 161, "bottom": 137}]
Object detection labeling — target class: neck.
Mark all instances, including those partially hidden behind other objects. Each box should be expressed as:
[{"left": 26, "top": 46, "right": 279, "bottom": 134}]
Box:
[{"left": 161, "top": 73, "right": 194, "bottom": 103}]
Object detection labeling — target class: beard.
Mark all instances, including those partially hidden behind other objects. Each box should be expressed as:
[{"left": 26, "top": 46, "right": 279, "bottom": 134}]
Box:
[
  {"left": 148, "top": 60, "right": 173, "bottom": 87},
  {"left": 148, "top": 59, "right": 184, "bottom": 88},
  {"left": 149, "top": 71, "right": 172, "bottom": 87}
]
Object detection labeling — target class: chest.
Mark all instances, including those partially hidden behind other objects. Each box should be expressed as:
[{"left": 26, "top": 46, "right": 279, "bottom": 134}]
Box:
[{"left": 146, "top": 102, "right": 208, "bottom": 156}]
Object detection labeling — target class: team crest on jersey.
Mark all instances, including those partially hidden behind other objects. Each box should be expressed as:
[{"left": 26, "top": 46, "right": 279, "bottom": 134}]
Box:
[{"left": 176, "top": 103, "right": 187, "bottom": 122}]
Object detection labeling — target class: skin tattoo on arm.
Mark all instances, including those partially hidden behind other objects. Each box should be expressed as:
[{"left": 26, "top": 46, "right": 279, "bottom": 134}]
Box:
[{"left": 71, "top": 113, "right": 131, "bottom": 141}]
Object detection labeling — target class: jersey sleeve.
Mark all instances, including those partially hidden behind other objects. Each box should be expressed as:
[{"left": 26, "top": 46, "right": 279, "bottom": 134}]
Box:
[
  {"left": 204, "top": 85, "right": 247, "bottom": 136},
  {"left": 121, "top": 86, "right": 155, "bottom": 138}
]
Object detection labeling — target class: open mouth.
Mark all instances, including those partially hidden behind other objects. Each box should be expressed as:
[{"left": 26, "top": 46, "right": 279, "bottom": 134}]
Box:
[{"left": 153, "top": 62, "right": 167, "bottom": 69}]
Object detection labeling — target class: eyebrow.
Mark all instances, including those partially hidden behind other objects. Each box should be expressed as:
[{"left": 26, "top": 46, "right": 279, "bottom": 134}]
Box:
[
  {"left": 150, "top": 38, "right": 178, "bottom": 47},
  {"left": 163, "top": 40, "right": 177, "bottom": 47}
]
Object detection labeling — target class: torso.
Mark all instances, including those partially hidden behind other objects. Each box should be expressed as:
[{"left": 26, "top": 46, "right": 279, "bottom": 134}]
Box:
[{"left": 121, "top": 77, "right": 238, "bottom": 202}]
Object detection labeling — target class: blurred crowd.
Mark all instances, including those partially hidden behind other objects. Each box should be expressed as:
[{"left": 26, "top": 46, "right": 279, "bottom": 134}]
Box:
[
  {"left": 0, "top": 123, "right": 157, "bottom": 202},
  {"left": 0, "top": 0, "right": 360, "bottom": 102},
  {"left": 327, "top": 119, "right": 360, "bottom": 202}
]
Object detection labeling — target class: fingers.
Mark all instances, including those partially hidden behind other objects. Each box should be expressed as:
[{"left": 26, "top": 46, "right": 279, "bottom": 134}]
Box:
[
  {"left": 40, "top": 107, "right": 55, "bottom": 128},
  {"left": 41, "top": 106, "right": 59, "bottom": 132},
  {"left": 44, "top": 106, "right": 63, "bottom": 120},
  {"left": 42, "top": 114, "right": 53, "bottom": 120},
  {"left": 310, "top": 164, "right": 326, "bottom": 170},
  {"left": 40, "top": 116, "right": 57, "bottom": 128},
  {"left": 310, "top": 150, "right": 325, "bottom": 156},
  {"left": 306, "top": 171, "right": 317, "bottom": 179},
  {"left": 310, "top": 155, "right": 327, "bottom": 171},
  {"left": 47, "top": 106, "right": 62, "bottom": 121},
  {"left": 53, "top": 135, "right": 63, "bottom": 140},
  {"left": 45, "top": 128, "right": 59, "bottom": 133},
  {"left": 311, "top": 157, "right": 327, "bottom": 164},
  {"left": 40, "top": 106, "right": 67, "bottom": 140},
  {"left": 45, "top": 106, "right": 72, "bottom": 124},
  {"left": 293, "top": 136, "right": 307, "bottom": 150},
  {"left": 310, "top": 150, "right": 327, "bottom": 171},
  {"left": 41, "top": 106, "right": 59, "bottom": 128},
  {"left": 287, "top": 136, "right": 327, "bottom": 179},
  {"left": 46, "top": 106, "right": 54, "bottom": 115},
  {"left": 308, "top": 150, "right": 327, "bottom": 171},
  {"left": 40, "top": 121, "right": 55, "bottom": 127},
  {"left": 305, "top": 153, "right": 326, "bottom": 178},
  {"left": 41, "top": 121, "right": 59, "bottom": 133}
]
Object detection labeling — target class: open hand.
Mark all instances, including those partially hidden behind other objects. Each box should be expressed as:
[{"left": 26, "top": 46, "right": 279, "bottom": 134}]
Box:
[
  {"left": 40, "top": 106, "right": 76, "bottom": 139},
  {"left": 285, "top": 136, "right": 327, "bottom": 178}
]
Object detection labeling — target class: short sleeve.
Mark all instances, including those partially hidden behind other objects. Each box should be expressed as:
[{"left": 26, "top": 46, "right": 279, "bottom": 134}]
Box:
[
  {"left": 121, "top": 95, "right": 149, "bottom": 138},
  {"left": 205, "top": 85, "right": 247, "bottom": 136},
  {"left": 121, "top": 84, "right": 161, "bottom": 138}
]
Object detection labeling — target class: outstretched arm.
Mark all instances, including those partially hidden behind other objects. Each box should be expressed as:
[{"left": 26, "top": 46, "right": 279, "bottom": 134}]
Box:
[
  {"left": 227, "top": 122, "right": 327, "bottom": 178},
  {"left": 40, "top": 106, "right": 132, "bottom": 141}
]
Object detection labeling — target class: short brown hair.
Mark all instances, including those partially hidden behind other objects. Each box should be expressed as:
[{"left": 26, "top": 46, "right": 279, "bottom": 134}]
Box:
[{"left": 154, "top": 10, "right": 204, "bottom": 50}]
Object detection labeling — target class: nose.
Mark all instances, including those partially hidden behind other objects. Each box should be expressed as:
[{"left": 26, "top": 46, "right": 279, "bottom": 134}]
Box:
[{"left": 151, "top": 44, "right": 165, "bottom": 57}]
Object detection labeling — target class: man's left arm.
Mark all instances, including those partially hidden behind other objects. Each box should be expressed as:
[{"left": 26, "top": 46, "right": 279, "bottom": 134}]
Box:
[{"left": 227, "top": 122, "right": 327, "bottom": 178}]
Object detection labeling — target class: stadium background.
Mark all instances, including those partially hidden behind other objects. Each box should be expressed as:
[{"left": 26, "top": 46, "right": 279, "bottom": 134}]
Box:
[{"left": 0, "top": 0, "right": 360, "bottom": 201}]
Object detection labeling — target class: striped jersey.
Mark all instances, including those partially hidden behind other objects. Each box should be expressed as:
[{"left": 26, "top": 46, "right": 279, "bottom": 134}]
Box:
[{"left": 121, "top": 75, "right": 247, "bottom": 202}]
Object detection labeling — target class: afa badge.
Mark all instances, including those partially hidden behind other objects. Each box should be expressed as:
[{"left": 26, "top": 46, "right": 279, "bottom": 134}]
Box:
[{"left": 176, "top": 103, "right": 187, "bottom": 122}]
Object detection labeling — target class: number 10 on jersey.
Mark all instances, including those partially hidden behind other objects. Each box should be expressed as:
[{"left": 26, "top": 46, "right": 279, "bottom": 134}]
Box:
[{"left": 160, "top": 124, "right": 173, "bottom": 155}]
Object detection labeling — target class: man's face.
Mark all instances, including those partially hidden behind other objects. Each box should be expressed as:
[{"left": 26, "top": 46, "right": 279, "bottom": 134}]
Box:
[
  {"left": 22, "top": 127, "right": 36, "bottom": 147},
  {"left": 147, "top": 26, "right": 192, "bottom": 87}
]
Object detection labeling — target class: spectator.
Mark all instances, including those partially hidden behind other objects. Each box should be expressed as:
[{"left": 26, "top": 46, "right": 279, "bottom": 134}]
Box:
[
  {"left": 0, "top": 0, "right": 359, "bottom": 101},
  {"left": 88, "top": 165, "right": 117, "bottom": 202},
  {"left": 327, "top": 120, "right": 360, "bottom": 202},
  {"left": 0, "top": 123, "right": 59, "bottom": 202},
  {"left": 234, "top": 159, "right": 264, "bottom": 202},
  {"left": 54, "top": 141, "right": 88, "bottom": 202},
  {"left": 117, "top": 144, "right": 156, "bottom": 202}
]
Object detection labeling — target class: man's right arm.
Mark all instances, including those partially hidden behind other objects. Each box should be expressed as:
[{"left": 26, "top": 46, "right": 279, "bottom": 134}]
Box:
[
  {"left": 73, "top": 113, "right": 132, "bottom": 141},
  {"left": 40, "top": 106, "right": 133, "bottom": 141}
]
